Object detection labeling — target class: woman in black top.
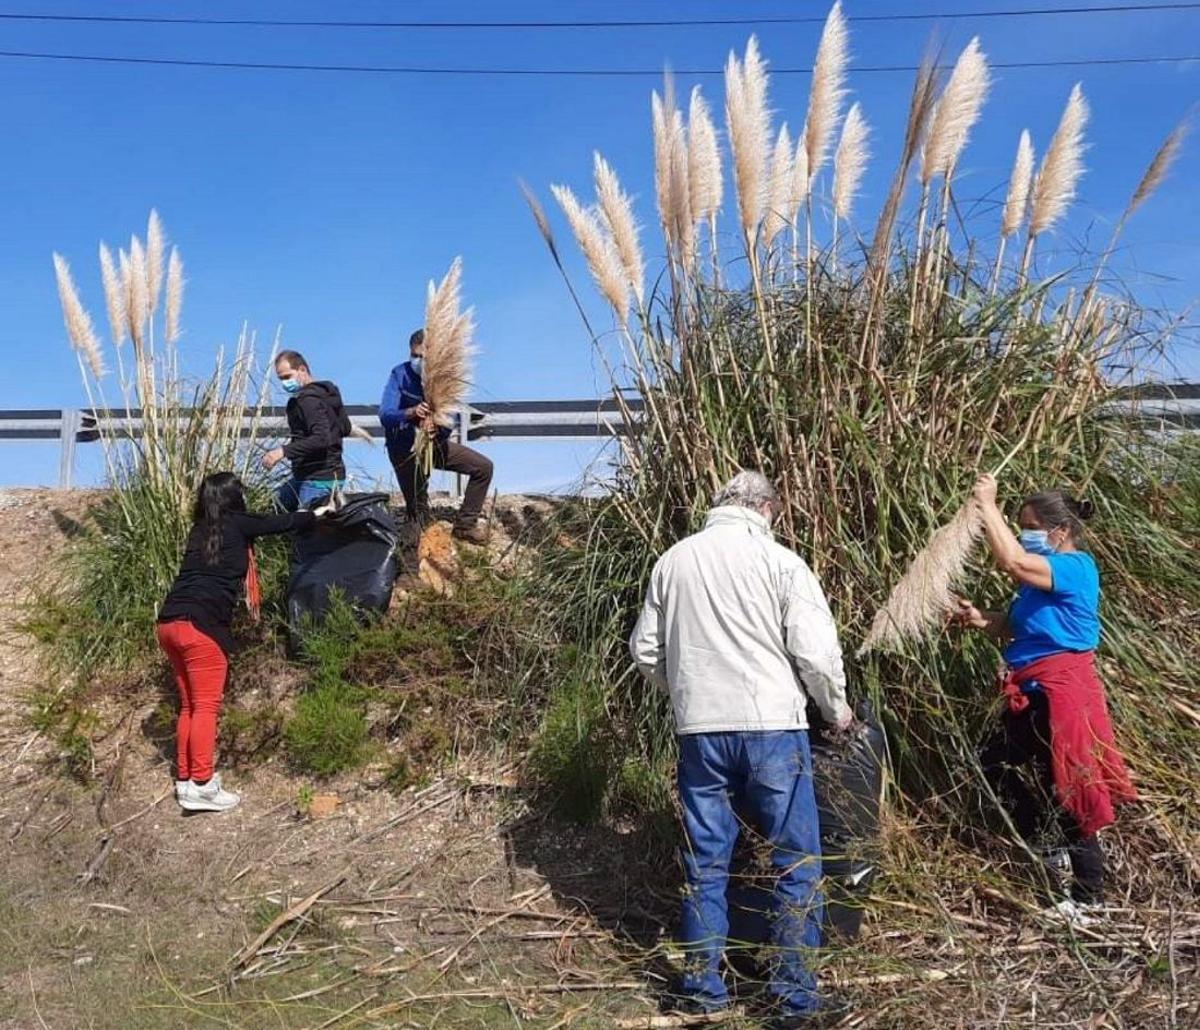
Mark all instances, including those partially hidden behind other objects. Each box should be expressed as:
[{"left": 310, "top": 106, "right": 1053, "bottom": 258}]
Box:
[{"left": 158, "top": 472, "right": 316, "bottom": 812}]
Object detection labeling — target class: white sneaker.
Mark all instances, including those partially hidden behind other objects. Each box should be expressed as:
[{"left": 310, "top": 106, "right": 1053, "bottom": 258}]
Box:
[
  {"left": 1041, "top": 898, "right": 1097, "bottom": 928},
  {"left": 175, "top": 779, "right": 190, "bottom": 802},
  {"left": 179, "top": 773, "right": 241, "bottom": 813}
]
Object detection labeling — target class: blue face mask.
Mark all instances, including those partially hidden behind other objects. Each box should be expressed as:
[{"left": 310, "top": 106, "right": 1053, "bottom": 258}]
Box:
[
  {"left": 1019, "top": 529, "right": 1056, "bottom": 556},
  {"left": 280, "top": 378, "right": 301, "bottom": 395},
  {"left": 410, "top": 356, "right": 424, "bottom": 377}
]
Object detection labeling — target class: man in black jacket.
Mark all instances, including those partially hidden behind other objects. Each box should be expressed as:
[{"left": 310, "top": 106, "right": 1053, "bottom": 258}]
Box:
[{"left": 264, "top": 350, "right": 352, "bottom": 511}]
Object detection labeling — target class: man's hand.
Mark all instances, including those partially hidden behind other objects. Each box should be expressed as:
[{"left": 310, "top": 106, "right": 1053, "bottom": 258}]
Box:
[
  {"left": 407, "top": 402, "right": 431, "bottom": 424},
  {"left": 833, "top": 705, "right": 854, "bottom": 732},
  {"left": 951, "top": 596, "right": 988, "bottom": 630},
  {"left": 262, "top": 447, "right": 285, "bottom": 470},
  {"left": 973, "top": 472, "right": 998, "bottom": 509}
]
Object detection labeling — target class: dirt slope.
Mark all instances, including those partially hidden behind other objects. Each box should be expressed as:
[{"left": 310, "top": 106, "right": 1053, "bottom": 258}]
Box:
[
  {"left": 0, "top": 489, "right": 659, "bottom": 1029},
  {"left": 0, "top": 489, "right": 1195, "bottom": 1029}
]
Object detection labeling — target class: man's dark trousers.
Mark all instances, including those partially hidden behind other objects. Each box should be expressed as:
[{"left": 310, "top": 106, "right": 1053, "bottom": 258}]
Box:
[{"left": 389, "top": 440, "right": 493, "bottom": 528}]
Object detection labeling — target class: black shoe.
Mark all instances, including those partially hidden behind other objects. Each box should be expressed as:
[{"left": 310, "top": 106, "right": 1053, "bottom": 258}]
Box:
[
  {"left": 767, "top": 997, "right": 851, "bottom": 1029},
  {"left": 659, "top": 991, "right": 729, "bottom": 1017},
  {"left": 452, "top": 521, "right": 490, "bottom": 545}
]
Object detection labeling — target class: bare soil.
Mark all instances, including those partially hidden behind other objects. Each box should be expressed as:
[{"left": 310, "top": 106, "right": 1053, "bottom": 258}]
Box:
[{"left": 0, "top": 489, "right": 1196, "bottom": 1029}]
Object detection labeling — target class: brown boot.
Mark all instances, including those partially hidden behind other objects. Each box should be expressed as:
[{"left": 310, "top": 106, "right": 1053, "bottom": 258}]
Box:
[{"left": 452, "top": 520, "right": 490, "bottom": 545}]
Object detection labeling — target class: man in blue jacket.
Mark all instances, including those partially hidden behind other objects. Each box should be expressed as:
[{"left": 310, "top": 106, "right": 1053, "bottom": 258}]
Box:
[{"left": 379, "top": 330, "right": 493, "bottom": 543}]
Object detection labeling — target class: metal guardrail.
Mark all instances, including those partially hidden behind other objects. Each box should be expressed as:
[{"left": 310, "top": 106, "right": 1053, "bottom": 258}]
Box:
[
  {"left": 0, "top": 398, "right": 648, "bottom": 488},
  {"left": 0, "top": 386, "right": 1194, "bottom": 489}
]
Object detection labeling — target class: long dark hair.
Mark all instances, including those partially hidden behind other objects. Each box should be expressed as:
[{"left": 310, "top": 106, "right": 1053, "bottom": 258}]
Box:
[
  {"left": 1022, "top": 489, "right": 1095, "bottom": 544},
  {"left": 193, "top": 472, "right": 247, "bottom": 565}
]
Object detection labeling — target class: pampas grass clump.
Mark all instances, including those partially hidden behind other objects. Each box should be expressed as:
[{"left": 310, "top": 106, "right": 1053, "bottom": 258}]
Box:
[
  {"left": 48, "top": 212, "right": 278, "bottom": 671},
  {"left": 523, "top": 9, "right": 1197, "bottom": 1022}
]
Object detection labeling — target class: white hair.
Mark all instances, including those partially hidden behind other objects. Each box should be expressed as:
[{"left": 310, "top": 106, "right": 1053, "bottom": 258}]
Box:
[{"left": 713, "top": 470, "right": 779, "bottom": 511}]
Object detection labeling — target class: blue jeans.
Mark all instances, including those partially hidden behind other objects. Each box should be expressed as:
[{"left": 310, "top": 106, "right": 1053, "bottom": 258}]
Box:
[
  {"left": 276, "top": 478, "right": 339, "bottom": 512},
  {"left": 676, "top": 730, "right": 824, "bottom": 1014}
]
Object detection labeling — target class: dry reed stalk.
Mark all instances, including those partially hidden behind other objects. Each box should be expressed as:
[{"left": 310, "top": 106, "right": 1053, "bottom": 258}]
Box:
[
  {"left": 551, "top": 184, "right": 629, "bottom": 324},
  {"left": 1021, "top": 84, "right": 1089, "bottom": 278},
  {"left": 98, "top": 243, "right": 127, "bottom": 347},
  {"left": 165, "top": 247, "right": 184, "bottom": 343},
  {"left": 724, "top": 36, "right": 771, "bottom": 248},
  {"left": 52, "top": 254, "right": 105, "bottom": 378},
  {"left": 865, "top": 55, "right": 938, "bottom": 309},
  {"left": 802, "top": 1, "right": 849, "bottom": 189},
  {"left": 145, "top": 209, "right": 165, "bottom": 315},
  {"left": 594, "top": 153, "right": 645, "bottom": 307},
  {"left": 832, "top": 102, "right": 870, "bottom": 224},
  {"left": 763, "top": 123, "right": 794, "bottom": 249},
  {"left": 859, "top": 499, "right": 984, "bottom": 655}
]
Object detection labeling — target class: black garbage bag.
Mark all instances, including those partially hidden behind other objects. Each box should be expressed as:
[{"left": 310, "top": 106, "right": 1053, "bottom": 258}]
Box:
[
  {"left": 286, "top": 493, "right": 400, "bottom": 643},
  {"left": 727, "top": 702, "right": 887, "bottom": 954}
]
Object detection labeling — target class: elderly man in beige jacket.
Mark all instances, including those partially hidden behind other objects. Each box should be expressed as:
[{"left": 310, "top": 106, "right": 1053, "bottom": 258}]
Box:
[{"left": 630, "top": 471, "right": 852, "bottom": 1026}]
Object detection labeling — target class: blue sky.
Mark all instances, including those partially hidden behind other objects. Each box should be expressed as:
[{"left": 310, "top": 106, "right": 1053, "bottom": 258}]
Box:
[{"left": 2, "top": 1, "right": 1197, "bottom": 491}]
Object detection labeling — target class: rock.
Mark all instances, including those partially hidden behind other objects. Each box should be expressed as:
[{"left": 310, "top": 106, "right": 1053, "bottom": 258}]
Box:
[
  {"left": 417, "top": 522, "right": 459, "bottom": 595},
  {"left": 307, "top": 794, "right": 340, "bottom": 819}
]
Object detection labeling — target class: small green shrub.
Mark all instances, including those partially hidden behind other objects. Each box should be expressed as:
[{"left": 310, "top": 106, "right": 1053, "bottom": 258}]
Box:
[
  {"left": 284, "top": 682, "right": 372, "bottom": 778},
  {"left": 531, "top": 672, "right": 615, "bottom": 823}
]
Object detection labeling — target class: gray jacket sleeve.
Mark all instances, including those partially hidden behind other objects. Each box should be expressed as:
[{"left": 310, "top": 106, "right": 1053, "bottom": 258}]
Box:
[
  {"left": 629, "top": 565, "right": 669, "bottom": 694},
  {"left": 781, "top": 558, "right": 851, "bottom": 724}
]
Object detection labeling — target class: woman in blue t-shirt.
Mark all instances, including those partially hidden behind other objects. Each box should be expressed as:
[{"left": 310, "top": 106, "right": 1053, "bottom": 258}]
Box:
[{"left": 955, "top": 474, "right": 1134, "bottom": 922}]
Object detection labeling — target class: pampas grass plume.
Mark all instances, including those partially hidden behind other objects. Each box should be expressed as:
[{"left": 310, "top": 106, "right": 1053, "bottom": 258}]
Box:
[
  {"left": 791, "top": 130, "right": 810, "bottom": 211},
  {"left": 860, "top": 499, "right": 984, "bottom": 655},
  {"left": 53, "top": 253, "right": 105, "bottom": 377},
  {"left": 594, "top": 153, "right": 645, "bottom": 305},
  {"left": 652, "top": 88, "right": 676, "bottom": 237},
  {"left": 98, "top": 243, "right": 127, "bottom": 346},
  {"left": 145, "top": 209, "right": 165, "bottom": 314},
  {"left": 668, "top": 113, "right": 695, "bottom": 264},
  {"left": 833, "top": 102, "right": 870, "bottom": 220},
  {"left": 421, "top": 257, "right": 475, "bottom": 428},
  {"left": 802, "top": 2, "right": 849, "bottom": 184},
  {"left": 921, "top": 37, "right": 990, "bottom": 183},
  {"left": 1001, "top": 130, "right": 1035, "bottom": 238},
  {"left": 552, "top": 183, "right": 630, "bottom": 323},
  {"left": 1128, "top": 119, "right": 1188, "bottom": 216},
  {"left": 725, "top": 36, "right": 771, "bottom": 242},
  {"left": 519, "top": 179, "right": 559, "bottom": 261},
  {"left": 128, "top": 236, "right": 150, "bottom": 349},
  {"left": 1029, "top": 84, "right": 1089, "bottom": 237},
  {"left": 687, "top": 86, "right": 722, "bottom": 223},
  {"left": 166, "top": 247, "right": 184, "bottom": 343},
  {"left": 763, "top": 123, "right": 793, "bottom": 245}
]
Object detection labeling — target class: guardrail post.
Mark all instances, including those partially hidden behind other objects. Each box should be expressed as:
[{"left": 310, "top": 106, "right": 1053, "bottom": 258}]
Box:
[
  {"left": 58, "top": 408, "right": 80, "bottom": 488},
  {"left": 450, "top": 408, "right": 467, "bottom": 501}
]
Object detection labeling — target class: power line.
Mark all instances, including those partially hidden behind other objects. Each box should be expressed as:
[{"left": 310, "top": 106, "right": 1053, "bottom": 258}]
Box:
[
  {"left": 0, "top": 49, "right": 1194, "bottom": 77},
  {"left": 0, "top": 2, "right": 1197, "bottom": 30}
]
